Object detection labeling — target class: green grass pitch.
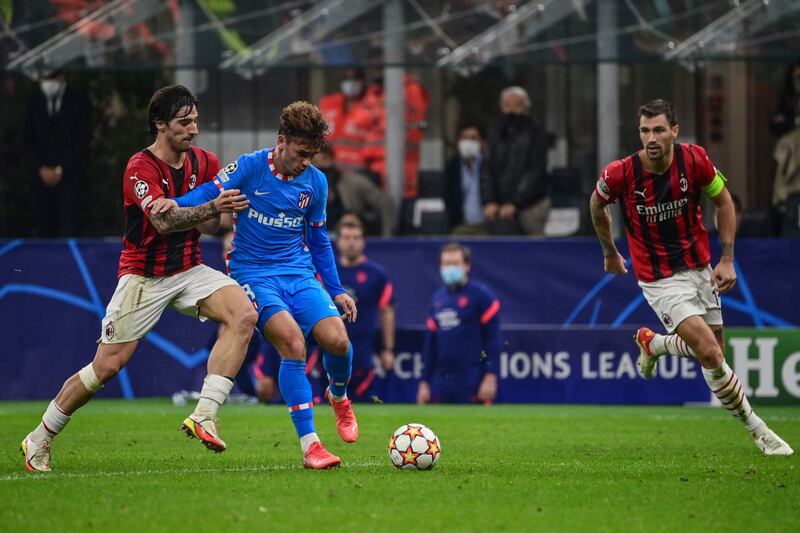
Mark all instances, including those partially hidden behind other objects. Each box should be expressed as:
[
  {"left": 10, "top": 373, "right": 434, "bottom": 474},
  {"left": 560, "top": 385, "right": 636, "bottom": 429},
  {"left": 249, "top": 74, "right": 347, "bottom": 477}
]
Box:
[{"left": 1, "top": 400, "right": 798, "bottom": 532}]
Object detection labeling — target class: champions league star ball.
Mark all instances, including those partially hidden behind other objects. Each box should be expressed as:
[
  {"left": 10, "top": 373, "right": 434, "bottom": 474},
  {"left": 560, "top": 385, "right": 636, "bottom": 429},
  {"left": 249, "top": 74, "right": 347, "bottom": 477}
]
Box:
[{"left": 388, "top": 423, "right": 441, "bottom": 470}]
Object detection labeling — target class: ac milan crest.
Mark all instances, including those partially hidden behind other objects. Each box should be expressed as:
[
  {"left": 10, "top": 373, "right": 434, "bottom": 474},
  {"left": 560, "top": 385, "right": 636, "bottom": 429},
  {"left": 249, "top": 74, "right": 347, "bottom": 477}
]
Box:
[
  {"left": 661, "top": 312, "right": 673, "bottom": 328},
  {"left": 297, "top": 191, "right": 312, "bottom": 209},
  {"left": 189, "top": 173, "right": 197, "bottom": 189},
  {"left": 105, "top": 321, "right": 115, "bottom": 340}
]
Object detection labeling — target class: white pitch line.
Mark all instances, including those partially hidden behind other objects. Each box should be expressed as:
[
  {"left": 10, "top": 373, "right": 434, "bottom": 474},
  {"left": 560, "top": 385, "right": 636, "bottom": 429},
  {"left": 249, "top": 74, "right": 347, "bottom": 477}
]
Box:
[{"left": 0, "top": 460, "right": 384, "bottom": 482}]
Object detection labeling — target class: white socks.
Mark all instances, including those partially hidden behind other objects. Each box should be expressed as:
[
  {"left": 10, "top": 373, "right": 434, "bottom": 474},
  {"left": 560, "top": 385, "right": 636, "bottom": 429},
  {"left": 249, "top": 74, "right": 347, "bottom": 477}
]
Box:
[
  {"left": 702, "top": 362, "right": 764, "bottom": 432},
  {"left": 300, "top": 432, "right": 320, "bottom": 453},
  {"left": 193, "top": 375, "right": 234, "bottom": 419},
  {"left": 31, "top": 401, "right": 71, "bottom": 442},
  {"left": 330, "top": 391, "right": 347, "bottom": 402},
  {"left": 651, "top": 334, "right": 696, "bottom": 358}
]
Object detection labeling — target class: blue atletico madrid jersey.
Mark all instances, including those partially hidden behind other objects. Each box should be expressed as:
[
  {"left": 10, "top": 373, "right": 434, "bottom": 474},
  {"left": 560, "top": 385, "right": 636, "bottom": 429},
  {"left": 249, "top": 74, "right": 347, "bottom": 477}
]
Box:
[{"left": 174, "top": 148, "right": 328, "bottom": 278}]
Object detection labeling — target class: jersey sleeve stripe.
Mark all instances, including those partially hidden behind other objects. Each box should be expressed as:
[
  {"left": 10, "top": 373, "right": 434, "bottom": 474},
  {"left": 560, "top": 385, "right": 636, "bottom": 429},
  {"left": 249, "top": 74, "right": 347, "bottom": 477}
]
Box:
[
  {"left": 378, "top": 282, "right": 394, "bottom": 309},
  {"left": 309, "top": 219, "right": 326, "bottom": 228},
  {"left": 480, "top": 299, "right": 501, "bottom": 325},
  {"left": 212, "top": 178, "right": 224, "bottom": 191},
  {"left": 426, "top": 317, "right": 437, "bottom": 331}
]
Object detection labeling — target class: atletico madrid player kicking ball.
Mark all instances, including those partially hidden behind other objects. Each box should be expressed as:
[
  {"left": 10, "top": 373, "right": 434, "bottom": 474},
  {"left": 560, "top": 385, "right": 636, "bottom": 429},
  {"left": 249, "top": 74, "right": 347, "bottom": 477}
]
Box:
[
  {"left": 152, "top": 101, "right": 359, "bottom": 469},
  {"left": 590, "top": 98, "right": 792, "bottom": 456}
]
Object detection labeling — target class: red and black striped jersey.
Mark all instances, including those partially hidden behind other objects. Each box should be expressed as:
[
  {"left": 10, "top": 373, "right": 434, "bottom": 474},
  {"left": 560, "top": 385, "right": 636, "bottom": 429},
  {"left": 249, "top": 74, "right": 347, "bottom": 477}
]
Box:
[
  {"left": 118, "top": 146, "right": 221, "bottom": 278},
  {"left": 594, "top": 143, "right": 717, "bottom": 282}
]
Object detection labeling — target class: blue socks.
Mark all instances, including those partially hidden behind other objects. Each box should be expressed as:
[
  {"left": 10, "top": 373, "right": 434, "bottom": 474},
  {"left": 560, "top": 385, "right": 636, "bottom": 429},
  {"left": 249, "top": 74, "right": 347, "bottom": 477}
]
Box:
[
  {"left": 278, "top": 359, "right": 315, "bottom": 438},
  {"left": 324, "top": 342, "right": 353, "bottom": 398}
]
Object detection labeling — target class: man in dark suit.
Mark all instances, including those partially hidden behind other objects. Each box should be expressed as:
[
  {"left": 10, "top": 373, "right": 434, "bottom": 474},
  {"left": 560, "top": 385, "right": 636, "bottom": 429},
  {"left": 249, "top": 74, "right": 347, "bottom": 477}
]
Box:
[
  {"left": 481, "top": 86, "right": 549, "bottom": 236},
  {"left": 22, "top": 72, "right": 92, "bottom": 237},
  {"left": 443, "top": 124, "right": 487, "bottom": 235}
]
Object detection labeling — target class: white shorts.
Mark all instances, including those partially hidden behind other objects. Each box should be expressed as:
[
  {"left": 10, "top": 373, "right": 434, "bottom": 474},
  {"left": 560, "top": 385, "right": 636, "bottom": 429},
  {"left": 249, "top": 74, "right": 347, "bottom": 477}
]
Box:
[
  {"left": 638, "top": 266, "right": 723, "bottom": 333},
  {"left": 99, "top": 264, "right": 239, "bottom": 344}
]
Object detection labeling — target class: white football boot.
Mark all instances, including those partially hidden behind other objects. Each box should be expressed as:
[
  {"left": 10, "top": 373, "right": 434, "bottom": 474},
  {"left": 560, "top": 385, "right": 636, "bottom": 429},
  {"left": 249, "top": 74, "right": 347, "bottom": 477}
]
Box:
[
  {"left": 20, "top": 433, "right": 52, "bottom": 472},
  {"left": 752, "top": 425, "right": 794, "bottom": 456}
]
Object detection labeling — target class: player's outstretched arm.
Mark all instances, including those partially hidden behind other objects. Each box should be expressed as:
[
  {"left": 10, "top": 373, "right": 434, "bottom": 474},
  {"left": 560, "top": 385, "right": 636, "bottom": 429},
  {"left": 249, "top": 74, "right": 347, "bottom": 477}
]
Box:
[
  {"left": 149, "top": 189, "right": 248, "bottom": 234},
  {"left": 589, "top": 193, "right": 628, "bottom": 274},
  {"left": 307, "top": 223, "right": 350, "bottom": 297},
  {"left": 709, "top": 186, "right": 737, "bottom": 293}
]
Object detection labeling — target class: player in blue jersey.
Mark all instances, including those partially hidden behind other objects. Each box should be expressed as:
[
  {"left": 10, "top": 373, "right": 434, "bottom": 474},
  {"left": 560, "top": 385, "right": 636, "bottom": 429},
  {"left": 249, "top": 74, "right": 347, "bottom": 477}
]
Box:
[
  {"left": 151, "top": 102, "right": 358, "bottom": 469},
  {"left": 417, "top": 243, "right": 502, "bottom": 404},
  {"left": 335, "top": 216, "right": 396, "bottom": 401}
]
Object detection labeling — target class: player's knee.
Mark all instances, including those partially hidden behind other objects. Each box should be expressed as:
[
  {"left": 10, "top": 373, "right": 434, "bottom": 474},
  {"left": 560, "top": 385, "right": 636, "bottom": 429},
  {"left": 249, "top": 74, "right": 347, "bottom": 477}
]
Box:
[
  {"left": 696, "top": 343, "right": 723, "bottom": 367},
  {"left": 230, "top": 306, "right": 258, "bottom": 337},
  {"left": 92, "top": 356, "right": 125, "bottom": 383},
  {"left": 280, "top": 338, "right": 306, "bottom": 360},
  {"left": 326, "top": 336, "right": 350, "bottom": 356}
]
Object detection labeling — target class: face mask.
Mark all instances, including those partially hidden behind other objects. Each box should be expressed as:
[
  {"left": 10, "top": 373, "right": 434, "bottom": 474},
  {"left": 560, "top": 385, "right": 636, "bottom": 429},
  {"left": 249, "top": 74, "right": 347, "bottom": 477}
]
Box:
[
  {"left": 502, "top": 112, "right": 525, "bottom": 129},
  {"left": 440, "top": 265, "right": 466, "bottom": 286},
  {"left": 458, "top": 139, "right": 481, "bottom": 160},
  {"left": 40, "top": 79, "right": 64, "bottom": 99},
  {"left": 341, "top": 80, "right": 363, "bottom": 98}
]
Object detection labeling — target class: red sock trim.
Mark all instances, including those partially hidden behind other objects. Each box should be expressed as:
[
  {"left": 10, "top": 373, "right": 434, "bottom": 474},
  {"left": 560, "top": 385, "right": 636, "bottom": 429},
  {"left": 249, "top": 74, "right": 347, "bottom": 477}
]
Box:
[
  {"left": 726, "top": 394, "right": 745, "bottom": 412},
  {"left": 720, "top": 382, "right": 742, "bottom": 405},
  {"left": 716, "top": 378, "right": 740, "bottom": 401},
  {"left": 712, "top": 372, "right": 736, "bottom": 394}
]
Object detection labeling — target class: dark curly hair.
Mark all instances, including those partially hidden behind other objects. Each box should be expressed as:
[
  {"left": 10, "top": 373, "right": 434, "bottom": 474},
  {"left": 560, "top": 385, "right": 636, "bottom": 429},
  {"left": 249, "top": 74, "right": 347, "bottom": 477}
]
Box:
[{"left": 279, "top": 101, "right": 329, "bottom": 148}]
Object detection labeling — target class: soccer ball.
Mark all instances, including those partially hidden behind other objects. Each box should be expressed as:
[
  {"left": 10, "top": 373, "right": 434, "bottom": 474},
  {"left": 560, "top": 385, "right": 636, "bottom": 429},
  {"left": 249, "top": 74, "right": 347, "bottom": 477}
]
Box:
[{"left": 388, "top": 423, "right": 441, "bottom": 470}]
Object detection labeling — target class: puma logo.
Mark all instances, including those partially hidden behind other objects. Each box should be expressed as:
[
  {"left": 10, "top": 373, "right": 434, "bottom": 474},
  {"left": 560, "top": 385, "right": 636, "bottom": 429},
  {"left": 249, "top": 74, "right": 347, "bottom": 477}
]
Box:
[{"left": 634, "top": 189, "right": 646, "bottom": 198}]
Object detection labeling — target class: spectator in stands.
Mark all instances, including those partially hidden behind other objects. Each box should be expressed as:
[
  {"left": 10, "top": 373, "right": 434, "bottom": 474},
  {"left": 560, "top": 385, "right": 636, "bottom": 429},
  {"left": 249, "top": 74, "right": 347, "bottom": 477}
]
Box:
[
  {"left": 772, "top": 125, "right": 800, "bottom": 235},
  {"left": 22, "top": 71, "right": 91, "bottom": 237},
  {"left": 417, "top": 243, "right": 501, "bottom": 405},
  {"left": 444, "top": 124, "right": 488, "bottom": 235},
  {"left": 769, "top": 59, "right": 800, "bottom": 138},
  {"left": 335, "top": 217, "right": 396, "bottom": 402},
  {"left": 313, "top": 144, "right": 395, "bottom": 236},
  {"left": 318, "top": 68, "right": 377, "bottom": 176},
  {"left": 481, "top": 86, "right": 549, "bottom": 236},
  {"left": 361, "top": 74, "right": 430, "bottom": 199}
]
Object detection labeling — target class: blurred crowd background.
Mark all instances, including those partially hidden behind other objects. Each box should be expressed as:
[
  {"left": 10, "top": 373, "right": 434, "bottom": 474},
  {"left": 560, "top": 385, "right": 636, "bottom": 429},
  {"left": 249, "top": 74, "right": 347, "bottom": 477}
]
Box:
[{"left": 2, "top": 0, "right": 800, "bottom": 239}]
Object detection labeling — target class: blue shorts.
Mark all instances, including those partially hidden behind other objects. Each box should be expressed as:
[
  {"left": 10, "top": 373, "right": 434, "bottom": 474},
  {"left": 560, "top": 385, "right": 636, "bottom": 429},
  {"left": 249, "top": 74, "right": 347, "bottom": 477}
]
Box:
[{"left": 236, "top": 272, "right": 340, "bottom": 337}]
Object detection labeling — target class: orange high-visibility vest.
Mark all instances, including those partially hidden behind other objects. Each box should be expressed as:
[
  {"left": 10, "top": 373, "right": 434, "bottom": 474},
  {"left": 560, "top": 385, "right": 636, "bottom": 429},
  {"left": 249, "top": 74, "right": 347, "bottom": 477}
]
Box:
[
  {"left": 362, "top": 75, "right": 429, "bottom": 199},
  {"left": 319, "top": 92, "right": 380, "bottom": 174}
]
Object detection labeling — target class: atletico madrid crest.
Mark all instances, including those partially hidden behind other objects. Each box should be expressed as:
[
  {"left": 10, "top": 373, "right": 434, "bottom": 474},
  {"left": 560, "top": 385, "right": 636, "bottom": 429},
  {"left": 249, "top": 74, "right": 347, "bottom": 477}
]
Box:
[{"left": 297, "top": 191, "right": 312, "bottom": 209}]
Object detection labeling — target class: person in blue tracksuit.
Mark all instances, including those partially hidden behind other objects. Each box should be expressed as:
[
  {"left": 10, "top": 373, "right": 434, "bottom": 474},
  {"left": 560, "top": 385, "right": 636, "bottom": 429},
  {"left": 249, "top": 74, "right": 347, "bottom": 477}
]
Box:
[{"left": 417, "top": 242, "right": 502, "bottom": 404}]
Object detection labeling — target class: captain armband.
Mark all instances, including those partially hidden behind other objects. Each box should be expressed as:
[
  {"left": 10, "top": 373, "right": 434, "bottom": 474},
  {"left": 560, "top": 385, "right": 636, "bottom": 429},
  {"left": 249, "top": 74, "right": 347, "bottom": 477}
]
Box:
[{"left": 702, "top": 168, "right": 727, "bottom": 198}]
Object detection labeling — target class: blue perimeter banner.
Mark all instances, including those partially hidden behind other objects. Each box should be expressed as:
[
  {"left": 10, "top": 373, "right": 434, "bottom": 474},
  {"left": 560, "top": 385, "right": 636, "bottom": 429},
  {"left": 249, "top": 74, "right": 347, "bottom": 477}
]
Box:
[{"left": 0, "top": 238, "right": 797, "bottom": 402}]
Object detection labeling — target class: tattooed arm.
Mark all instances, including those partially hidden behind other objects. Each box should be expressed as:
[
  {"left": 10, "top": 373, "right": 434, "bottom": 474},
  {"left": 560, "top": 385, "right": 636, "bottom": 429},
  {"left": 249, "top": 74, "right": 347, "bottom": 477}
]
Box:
[
  {"left": 148, "top": 189, "right": 249, "bottom": 234},
  {"left": 149, "top": 201, "right": 218, "bottom": 234},
  {"left": 590, "top": 193, "right": 628, "bottom": 275}
]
